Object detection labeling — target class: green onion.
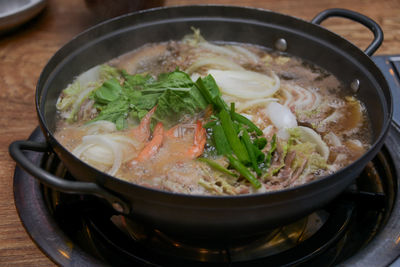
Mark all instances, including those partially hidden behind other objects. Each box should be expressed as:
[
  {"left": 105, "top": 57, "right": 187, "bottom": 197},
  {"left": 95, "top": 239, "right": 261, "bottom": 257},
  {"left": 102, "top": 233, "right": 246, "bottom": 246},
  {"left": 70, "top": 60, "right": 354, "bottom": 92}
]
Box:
[
  {"left": 231, "top": 112, "right": 263, "bottom": 136},
  {"left": 254, "top": 137, "right": 267, "bottom": 150},
  {"left": 195, "top": 78, "right": 214, "bottom": 104},
  {"left": 203, "top": 120, "right": 217, "bottom": 129},
  {"left": 226, "top": 154, "right": 261, "bottom": 189},
  {"left": 219, "top": 110, "right": 250, "bottom": 164},
  {"left": 213, "top": 95, "right": 228, "bottom": 111},
  {"left": 241, "top": 129, "right": 262, "bottom": 176},
  {"left": 233, "top": 121, "right": 240, "bottom": 133},
  {"left": 253, "top": 145, "right": 265, "bottom": 162},
  {"left": 198, "top": 157, "right": 238, "bottom": 177},
  {"left": 265, "top": 134, "right": 277, "bottom": 168},
  {"left": 195, "top": 77, "right": 227, "bottom": 111},
  {"left": 213, "top": 124, "right": 232, "bottom": 155}
]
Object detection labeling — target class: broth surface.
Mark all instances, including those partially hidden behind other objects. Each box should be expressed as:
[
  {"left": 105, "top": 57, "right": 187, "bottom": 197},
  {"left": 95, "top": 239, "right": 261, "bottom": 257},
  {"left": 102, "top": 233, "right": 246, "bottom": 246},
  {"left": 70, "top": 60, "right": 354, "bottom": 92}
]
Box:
[{"left": 55, "top": 33, "right": 371, "bottom": 195}]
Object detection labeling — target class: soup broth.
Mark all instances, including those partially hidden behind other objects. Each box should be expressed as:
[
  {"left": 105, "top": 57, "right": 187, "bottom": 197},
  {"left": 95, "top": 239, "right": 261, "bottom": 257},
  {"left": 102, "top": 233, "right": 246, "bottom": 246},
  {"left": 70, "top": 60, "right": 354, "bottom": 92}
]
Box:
[{"left": 55, "top": 30, "right": 371, "bottom": 195}]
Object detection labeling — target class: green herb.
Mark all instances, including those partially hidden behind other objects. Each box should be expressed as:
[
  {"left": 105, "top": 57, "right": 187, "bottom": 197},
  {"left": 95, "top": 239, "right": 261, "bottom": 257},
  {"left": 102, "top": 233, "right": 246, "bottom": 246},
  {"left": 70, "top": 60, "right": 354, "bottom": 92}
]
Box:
[
  {"left": 140, "top": 70, "right": 194, "bottom": 94},
  {"left": 153, "top": 88, "right": 207, "bottom": 128},
  {"left": 212, "top": 124, "right": 232, "bottom": 155},
  {"left": 198, "top": 157, "right": 237, "bottom": 177},
  {"left": 254, "top": 137, "right": 267, "bottom": 150},
  {"left": 195, "top": 77, "right": 213, "bottom": 104},
  {"left": 219, "top": 109, "right": 250, "bottom": 164},
  {"left": 93, "top": 78, "right": 122, "bottom": 104},
  {"left": 202, "top": 74, "right": 221, "bottom": 100},
  {"left": 231, "top": 112, "right": 263, "bottom": 136},
  {"left": 203, "top": 120, "right": 217, "bottom": 129},
  {"left": 226, "top": 154, "right": 261, "bottom": 189},
  {"left": 195, "top": 75, "right": 227, "bottom": 111},
  {"left": 241, "top": 128, "right": 261, "bottom": 176},
  {"left": 90, "top": 69, "right": 208, "bottom": 129},
  {"left": 56, "top": 64, "right": 125, "bottom": 123},
  {"left": 91, "top": 98, "right": 129, "bottom": 130},
  {"left": 99, "top": 65, "right": 122, "bottom": 81},
  {"left": 253, "top": 145, "right": 265, "bottom": 162},
  {"left": 122, "top": 71, "right": 154, "bottom": 89},
  {"left": 265, "top": 134, "right": 277, "bottom": 168}
]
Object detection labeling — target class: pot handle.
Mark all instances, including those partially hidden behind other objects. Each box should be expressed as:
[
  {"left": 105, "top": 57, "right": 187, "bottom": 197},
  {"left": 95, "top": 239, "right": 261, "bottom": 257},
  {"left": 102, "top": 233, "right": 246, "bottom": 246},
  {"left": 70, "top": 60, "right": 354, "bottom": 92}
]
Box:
[
  {"left": 311, "top": 8, "right": 383, "bottom": 56},
  {"left": 9, "top": 140, "right": 130, "bottom": 214}
]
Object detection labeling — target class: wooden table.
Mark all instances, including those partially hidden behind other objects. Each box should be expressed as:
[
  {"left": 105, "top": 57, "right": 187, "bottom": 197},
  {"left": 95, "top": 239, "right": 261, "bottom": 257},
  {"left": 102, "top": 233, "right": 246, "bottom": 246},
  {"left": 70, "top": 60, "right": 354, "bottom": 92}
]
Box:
[{"left": 0, "top": 0, "right": 399, "bottom": 265}]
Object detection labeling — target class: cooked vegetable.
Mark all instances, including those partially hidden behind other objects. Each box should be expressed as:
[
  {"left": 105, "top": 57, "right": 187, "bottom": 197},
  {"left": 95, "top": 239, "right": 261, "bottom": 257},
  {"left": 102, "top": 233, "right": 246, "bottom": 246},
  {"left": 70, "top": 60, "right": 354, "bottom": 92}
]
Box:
[
  {"left": 219, "top": 109, "right": 250, "bottom": 164},
  {"left": 195, "top": 75, "right": 227, "bottom": 111},
  {"left": 94, "top": 78, "right": 122, "bottom": 104},
  {"left": 198, "top": 157, "right": 238, "bottom": 177},
  {"left": 226, "top": 154, "right": 261, "bottom": 189},
  {"left": 265, "top": 102, "right": 298, "bottom": 140},
  {"left": 186, "top": 57, "right": 244, "bottom": 74},
  {"left": 212, "top": 124, "right": 232, "bottom": 155},
  {"left": 241, "top": 128, "right": 261, "bottom": 176},
  {"left": 254, "top": 137, "right": 267, "bottom": 150},
  {"left": 231, "top": 112, "right": 263, "bottom": 136},
  {"left": 265, "top": 134, "right": 277, "bottom": 168},
  {"left": 208, "top": 69, "right": 280, "bottom": 99},
  {"left": 289, "top": 126, "right": 329, "bottom": 160},
  {"left": 90, "top": 70, "right": 209, "bottom": 129}
]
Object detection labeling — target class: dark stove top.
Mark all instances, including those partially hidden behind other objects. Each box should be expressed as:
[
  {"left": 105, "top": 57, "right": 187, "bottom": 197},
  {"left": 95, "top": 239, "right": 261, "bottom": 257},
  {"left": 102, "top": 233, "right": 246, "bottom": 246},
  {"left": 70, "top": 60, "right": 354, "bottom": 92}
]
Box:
[{"left": 13, "top": 55, "right": 400, "bottom": 266}]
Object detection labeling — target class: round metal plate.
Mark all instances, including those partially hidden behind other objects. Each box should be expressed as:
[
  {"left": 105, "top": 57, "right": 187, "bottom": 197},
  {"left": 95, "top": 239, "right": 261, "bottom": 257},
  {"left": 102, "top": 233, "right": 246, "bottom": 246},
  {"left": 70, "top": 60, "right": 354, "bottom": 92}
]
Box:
[{"left": 0, "top": 0, "right": 47, "bottom": 33}]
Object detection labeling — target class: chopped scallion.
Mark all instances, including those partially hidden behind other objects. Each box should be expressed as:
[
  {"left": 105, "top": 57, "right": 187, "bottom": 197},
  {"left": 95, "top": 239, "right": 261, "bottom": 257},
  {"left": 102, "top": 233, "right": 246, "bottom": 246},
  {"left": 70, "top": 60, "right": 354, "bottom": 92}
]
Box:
[
  {"left": 198, "top": 157, "right": 238, "bottom": 177},
  {"left": 226, "top": 154, "right": 261, "bottom": 189},
  {"left": 219, "top": 109, "right": 250, "bottom": 164}
]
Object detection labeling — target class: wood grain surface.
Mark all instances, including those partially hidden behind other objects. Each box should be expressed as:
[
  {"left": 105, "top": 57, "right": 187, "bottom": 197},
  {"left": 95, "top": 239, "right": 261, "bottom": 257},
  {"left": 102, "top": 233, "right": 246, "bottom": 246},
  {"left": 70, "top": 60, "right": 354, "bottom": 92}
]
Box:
[{"left": 0, "top": 0, "right": 399, "bottom": 266}]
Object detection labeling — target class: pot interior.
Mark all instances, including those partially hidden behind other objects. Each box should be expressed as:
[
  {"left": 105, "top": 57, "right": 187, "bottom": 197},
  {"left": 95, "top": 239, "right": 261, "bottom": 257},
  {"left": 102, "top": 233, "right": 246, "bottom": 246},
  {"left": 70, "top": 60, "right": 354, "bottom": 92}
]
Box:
[{"left": 37, "top": 5, "right": 391, "bottom": 148}]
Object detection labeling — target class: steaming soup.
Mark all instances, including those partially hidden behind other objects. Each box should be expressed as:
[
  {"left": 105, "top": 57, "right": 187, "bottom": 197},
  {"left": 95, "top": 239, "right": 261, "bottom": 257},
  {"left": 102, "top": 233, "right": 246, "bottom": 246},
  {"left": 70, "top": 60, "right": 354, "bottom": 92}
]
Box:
[{"left": 55, "top": 30, "right": 371, "bottom": 195}]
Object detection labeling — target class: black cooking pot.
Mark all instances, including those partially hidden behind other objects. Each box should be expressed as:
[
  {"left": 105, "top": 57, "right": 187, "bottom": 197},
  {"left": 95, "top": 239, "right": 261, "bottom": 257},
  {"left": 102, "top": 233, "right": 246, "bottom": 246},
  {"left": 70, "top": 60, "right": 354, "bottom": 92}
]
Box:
[{"left": 9, "top": 6, "right": 392, "bottom": 239}]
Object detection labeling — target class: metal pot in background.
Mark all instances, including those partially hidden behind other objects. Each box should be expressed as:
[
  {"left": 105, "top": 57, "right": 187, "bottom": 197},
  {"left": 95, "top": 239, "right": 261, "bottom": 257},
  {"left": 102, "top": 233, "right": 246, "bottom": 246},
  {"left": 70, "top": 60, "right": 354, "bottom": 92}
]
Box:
[{"left": 0, "top": 0, "right": 47, "bottom": 34}]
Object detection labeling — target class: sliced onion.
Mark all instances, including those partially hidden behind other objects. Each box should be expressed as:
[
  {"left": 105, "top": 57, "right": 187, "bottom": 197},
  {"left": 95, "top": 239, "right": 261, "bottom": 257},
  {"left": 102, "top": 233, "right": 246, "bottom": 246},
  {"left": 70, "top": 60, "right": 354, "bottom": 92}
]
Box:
[
  {"left": 72, "top": 143, "right": 95, "bottom": 158},
  {"left": 198, "top": 42, "right": 239, "bottom": 57},
  {"left": 185, "top": 57, "right": 244, "bottom": 74},
  {"left": 190, "top": 73, "right": 201, "bottom": 82},
  {"left": 235, "top": 98, "right": 278, "bottom": 112},
  {"left": 107, "top": 135, "right": 142, "bottom": 150},
  {"left": 282, "top": 83, "right": 321, "bottom": 111},
  {"left": 265, "top": 102, "right": 297, "bottom": 130},
  {"left": 282, "top": 87, "right": 293, "bottom": 107},
  {"left": 262, "top": 125, "right": 275, "bottom": 137},
  {"left": 317, "top": 110, "right": 341, "bottom": 132},
  {"left": 324, "top": 132, "right": 342, "bottom": 147},
  {"left": 228, "top": 45, "right": 259, "bottom": 63},
  {"left": 84, "top": 120, "right": 116, "bottom": 134},
  {"left": 208, "top": 69, "right": 280, "bottom": 99},
  {"left": 277, "top": 128, "right": 290, "bottom": 140},
  {"left": 66, "top": 85, "right": 97, "bottom": 119},
  {"left": 294, "top": 86, "right": 314, "bottom": 110},
  {"left": 72, "top": 135, "right": 123, "bottom": 176},
  {"left": 82, "top": 135, "right": 122, "bottom": 176},
  {"left": 239, "top": 113, "right": 253, "bottom": 121},
  {"left": 296, "top": 126, "right": 330, "bottom": 160},
  {"left": 76, "top": 65, "right": 101, "bottom": 88},
  {"left": 82, "top": 145, "right": 114, "bottom": 166}
]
